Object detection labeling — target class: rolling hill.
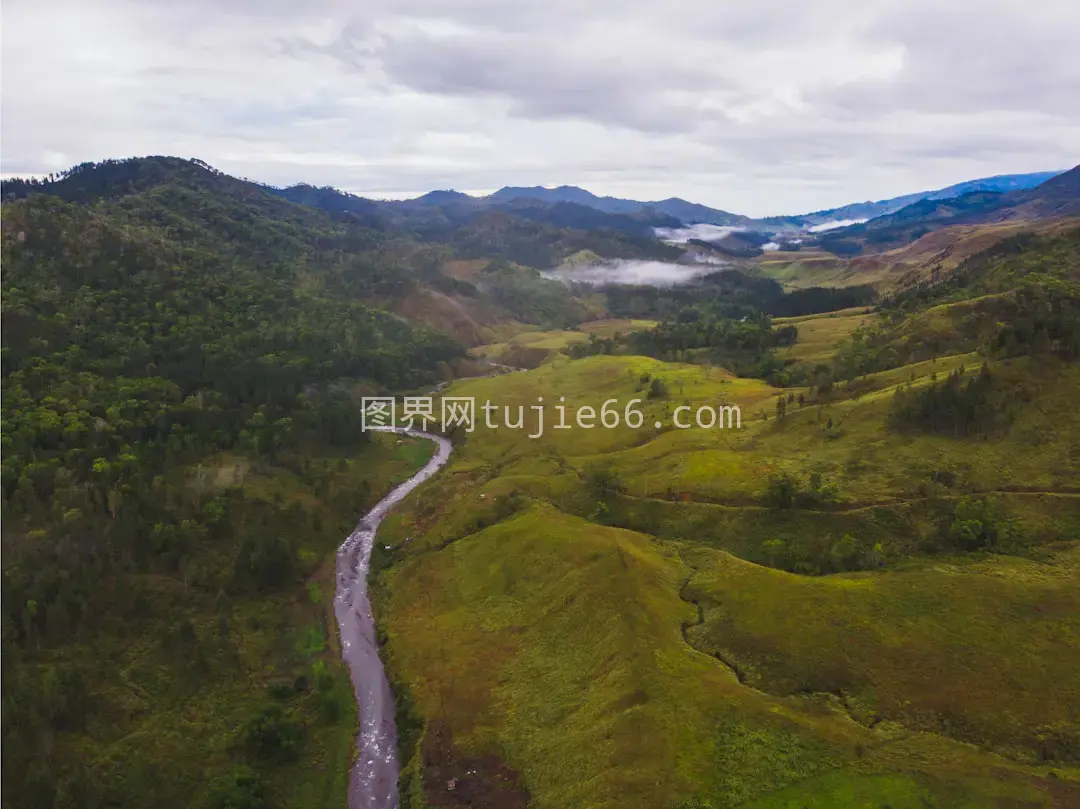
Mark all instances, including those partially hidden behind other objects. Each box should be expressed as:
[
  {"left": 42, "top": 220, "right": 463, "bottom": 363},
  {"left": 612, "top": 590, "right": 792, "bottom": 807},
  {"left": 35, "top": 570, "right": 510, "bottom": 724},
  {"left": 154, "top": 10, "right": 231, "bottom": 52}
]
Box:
[{"left": 365, "top": 226, "right": 1080, "bottom": 808}]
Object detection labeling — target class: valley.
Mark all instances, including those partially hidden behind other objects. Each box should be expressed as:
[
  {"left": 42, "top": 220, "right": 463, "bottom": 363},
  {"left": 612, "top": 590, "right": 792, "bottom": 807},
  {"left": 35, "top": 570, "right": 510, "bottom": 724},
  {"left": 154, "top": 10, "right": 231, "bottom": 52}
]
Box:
[{"left": 2, "top": 157, "right": 1079, "bottom": 809}]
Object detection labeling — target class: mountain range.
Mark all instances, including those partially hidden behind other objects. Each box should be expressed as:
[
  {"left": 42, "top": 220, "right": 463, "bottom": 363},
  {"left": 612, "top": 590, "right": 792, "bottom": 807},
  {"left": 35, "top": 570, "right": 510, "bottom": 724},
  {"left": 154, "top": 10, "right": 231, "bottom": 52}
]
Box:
[
  {"left": 7, "top": 160, "right": 1066, "bottom": 237},
  {"left": 265, "top": 168, "right": 1075, "bottom": 247},
  {"left": 404, "top": 170, "right": 1067, "bottom": 229}
]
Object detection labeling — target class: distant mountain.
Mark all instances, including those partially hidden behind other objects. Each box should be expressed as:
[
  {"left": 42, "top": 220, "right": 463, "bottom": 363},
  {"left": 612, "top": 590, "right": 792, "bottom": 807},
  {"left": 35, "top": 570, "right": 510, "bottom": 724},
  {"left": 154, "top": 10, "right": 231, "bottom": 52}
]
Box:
[
  {"left": 490, "top": 185, "right": 621, "bottom": 208},
  {"left": 926, "top": 171, "right": 1066, "bottom": 199},
  {"left": 488, "top": 185, "right": 749, "bottom": 226},
  {"left": 796, "top": 171, "right": 1065, "bottom": 226},
  {"left": 983, "top": 165, "right": 1080, "bottom": 221},
  {"left": 270, "top": 183, "right": 381, "bottom": 215},
  {"left": 271, "top": 183, "right": 684, "bottom": 238},
  {"left": 269, "top": 168, "right": 1078, "bottom": 261},
  {"left": 495, "top": 198, "right": 681, "bottom": 235},
  {"left": 473, "top": 173, "right": 1068, "bottom": 230},
  {"left": 403, "top": 189, "right": 476, "bottom": 207},
  {"left": 808, "top": 166, "right": 1080, "bottom": 256},
  {"left": 647, "top": 197, "right": 752, "bottom": 227}
]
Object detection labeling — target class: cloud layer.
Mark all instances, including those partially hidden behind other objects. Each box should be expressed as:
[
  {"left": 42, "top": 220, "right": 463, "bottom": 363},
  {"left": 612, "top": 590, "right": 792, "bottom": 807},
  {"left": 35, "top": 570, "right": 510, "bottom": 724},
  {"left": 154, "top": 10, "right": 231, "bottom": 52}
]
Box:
[{"left": 3, "top": 0, "right": 1078, "bottom": 215}]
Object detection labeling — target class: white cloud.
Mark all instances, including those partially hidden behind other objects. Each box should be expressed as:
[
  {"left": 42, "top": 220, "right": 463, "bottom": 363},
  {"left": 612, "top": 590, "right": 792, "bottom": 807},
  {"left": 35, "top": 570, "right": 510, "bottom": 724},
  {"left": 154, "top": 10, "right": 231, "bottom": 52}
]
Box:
[{"left": 1, "top": 0, "right": 1077, "bottom": 216}]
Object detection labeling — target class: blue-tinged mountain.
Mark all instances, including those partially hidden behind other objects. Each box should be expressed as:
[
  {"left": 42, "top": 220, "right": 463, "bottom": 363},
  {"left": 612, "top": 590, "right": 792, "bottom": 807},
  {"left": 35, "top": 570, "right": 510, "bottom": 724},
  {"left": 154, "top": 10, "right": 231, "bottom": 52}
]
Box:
[
  {"left": 810, "top": 165, "right": 1080, "bottom": 255},
  {"left": 794, "top": 170, "right": 1065, "bottom": 227}
]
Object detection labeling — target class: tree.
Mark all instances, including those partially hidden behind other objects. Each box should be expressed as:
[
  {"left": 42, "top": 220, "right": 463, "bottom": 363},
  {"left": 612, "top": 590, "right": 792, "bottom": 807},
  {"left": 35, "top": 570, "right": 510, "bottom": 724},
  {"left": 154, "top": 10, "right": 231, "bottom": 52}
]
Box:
[
  {"left": 947, "top": 496, "right": 1008, "bottom": 550},
  {"left": 763, "top": 473, "right": 798, "bottom": 510},
  {"left": 242, "top": 705, "right": 304, "bottom": 763},
  {"left": 828, "top": 534, "right": 859, "bottom": 572},
  {"left": 762, "top": 538, "right": 787, "bottom": 568},
  {"left": 208, "top": 767, "right": 267, "bottom": 809},
  {"left": 586, "top": 465, "right": 626, "bottom": 500}
]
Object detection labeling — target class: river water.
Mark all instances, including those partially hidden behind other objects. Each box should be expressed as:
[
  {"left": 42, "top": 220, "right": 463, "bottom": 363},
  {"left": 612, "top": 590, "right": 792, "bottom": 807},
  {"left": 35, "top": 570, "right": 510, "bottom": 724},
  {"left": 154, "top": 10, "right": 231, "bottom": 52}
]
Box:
[{"left": 333, "top": 427, "right": 453, "bottom": 809}]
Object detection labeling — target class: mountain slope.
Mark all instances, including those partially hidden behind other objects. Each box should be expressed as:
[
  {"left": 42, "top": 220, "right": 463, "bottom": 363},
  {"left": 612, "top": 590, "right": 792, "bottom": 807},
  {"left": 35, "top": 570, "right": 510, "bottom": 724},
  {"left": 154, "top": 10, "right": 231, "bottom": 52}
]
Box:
[
  {"left": 0, "top": 160, "right": 479, "bottom": 809},
  {"left": 795, "top": 170, "right": 1066, "bottom": 225},
  {"left": 371, "top": 244, "right": 1080, "bottom": 806},
  {"left": 156, "top": 166, "right": 1071, "bottom": 237},
  {"left": 805, "top": 166, "right": 1080, "bottom": 257},
  {"left": 982, "top": 164, "right": 1080, "bottom": 221}
]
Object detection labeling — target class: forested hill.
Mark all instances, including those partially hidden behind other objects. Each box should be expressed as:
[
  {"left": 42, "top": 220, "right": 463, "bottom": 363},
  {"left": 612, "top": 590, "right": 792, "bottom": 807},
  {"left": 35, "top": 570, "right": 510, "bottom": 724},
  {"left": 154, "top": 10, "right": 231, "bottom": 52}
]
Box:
[
  {"left": 0, "top": 157, "right": 473, "bottom": 806},
  {"left": 1, "top": 164, "right": 468, "bottom": 388}
]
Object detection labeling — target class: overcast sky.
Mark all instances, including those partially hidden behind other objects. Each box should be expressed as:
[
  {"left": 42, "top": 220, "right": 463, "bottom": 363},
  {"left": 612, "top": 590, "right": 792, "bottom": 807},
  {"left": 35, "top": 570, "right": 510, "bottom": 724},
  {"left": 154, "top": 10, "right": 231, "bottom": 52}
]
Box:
[{"left": 2, "top": 0, "right": 1078, "bottom": 216}]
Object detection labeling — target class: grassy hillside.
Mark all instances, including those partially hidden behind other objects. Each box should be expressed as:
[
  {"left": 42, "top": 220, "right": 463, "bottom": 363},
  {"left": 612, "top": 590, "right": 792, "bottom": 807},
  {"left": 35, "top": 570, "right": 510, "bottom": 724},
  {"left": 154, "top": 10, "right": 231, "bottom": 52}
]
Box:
[
  {"left": 773, "top": 308, "right": 876, "bottom": 364},
  {"left": 754, "top": 217, "right": 1080, "bottom": 295},
  {"left": 369, "top": 350, "right": 1078, "bottom": 808},
  {"left": 367, "top": 228, "right": 1080, "bottom": 808},
  {"left": 471, "top": 319, "right": 659, "bottom": 368},
  {"left": 686, "top": 546, "right": 1080, "bottom": 760}
]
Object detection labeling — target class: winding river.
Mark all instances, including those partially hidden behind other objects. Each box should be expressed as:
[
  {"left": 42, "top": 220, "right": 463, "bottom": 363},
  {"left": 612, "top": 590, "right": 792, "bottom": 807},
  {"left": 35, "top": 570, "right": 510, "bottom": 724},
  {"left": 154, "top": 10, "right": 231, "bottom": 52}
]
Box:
[{"left": 334, "top": 427, "right": 453, "bottom": 809}]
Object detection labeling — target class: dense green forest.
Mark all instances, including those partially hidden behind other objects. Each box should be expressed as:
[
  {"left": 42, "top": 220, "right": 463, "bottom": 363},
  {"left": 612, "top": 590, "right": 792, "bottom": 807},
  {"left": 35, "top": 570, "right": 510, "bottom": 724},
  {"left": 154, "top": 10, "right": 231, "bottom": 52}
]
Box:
[
  {"left": 0, "top": 159, "right": 468, "bottom": 808},
  {"left": 567, "top": 272, "right": 873, "bottom": 382},
  {"left": 595, "top": 271, "right": 875, "bottom": 322}
]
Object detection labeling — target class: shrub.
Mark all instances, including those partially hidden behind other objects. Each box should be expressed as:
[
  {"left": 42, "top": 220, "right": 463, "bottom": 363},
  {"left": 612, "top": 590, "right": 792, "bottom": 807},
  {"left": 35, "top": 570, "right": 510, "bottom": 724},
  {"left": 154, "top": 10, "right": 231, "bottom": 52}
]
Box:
[
  {"left": 242, "top": 705, "right": 304, "bottom": 763},
  {"left": 946, "top": 496, "right": 1009, "bottom": 550},
  {"left": 207, "top": 766, "right": 266, "bottom": 809}
]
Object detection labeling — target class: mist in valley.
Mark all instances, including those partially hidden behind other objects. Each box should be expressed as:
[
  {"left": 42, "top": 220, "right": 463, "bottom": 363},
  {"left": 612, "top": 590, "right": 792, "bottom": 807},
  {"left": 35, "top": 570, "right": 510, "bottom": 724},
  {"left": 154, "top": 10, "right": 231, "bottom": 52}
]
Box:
[
  {"left": 541, "top": 258, "right": 731, "bottom": 287},
  {"left": 653, "top": 223, "right": 747, "bottom": 243}
]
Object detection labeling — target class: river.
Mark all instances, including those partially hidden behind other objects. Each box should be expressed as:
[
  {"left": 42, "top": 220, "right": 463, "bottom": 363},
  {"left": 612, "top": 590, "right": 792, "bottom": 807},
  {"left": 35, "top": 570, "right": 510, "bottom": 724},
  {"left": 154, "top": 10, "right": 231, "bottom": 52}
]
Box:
[{"left": 333, "top": 427, "right": 453, "bottom": 809}]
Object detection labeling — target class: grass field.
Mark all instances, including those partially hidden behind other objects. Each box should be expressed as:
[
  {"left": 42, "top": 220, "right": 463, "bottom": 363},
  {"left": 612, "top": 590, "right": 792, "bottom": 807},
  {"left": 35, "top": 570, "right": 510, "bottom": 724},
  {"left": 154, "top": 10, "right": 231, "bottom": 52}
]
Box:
[
  {"left": 774, "top": 308, "right": 877, "bottom": 364},
  {"left": 369, "top": 330, "right": 1080, "bottom": 807},
  {"left": 754, "top": 251, "right": 864, "bottom": 289},
  {"left": 756, "top": 218, "right": 1080, "bottom": 294},
  {"left": 685, "top": 545, "right": 1080, "bottom": 759},
  {"left": 375, "top": 504, "right": 1077, "bottom": 808},
  {"left": 471, "top": 319, "right": 658, "bottom": 367}
]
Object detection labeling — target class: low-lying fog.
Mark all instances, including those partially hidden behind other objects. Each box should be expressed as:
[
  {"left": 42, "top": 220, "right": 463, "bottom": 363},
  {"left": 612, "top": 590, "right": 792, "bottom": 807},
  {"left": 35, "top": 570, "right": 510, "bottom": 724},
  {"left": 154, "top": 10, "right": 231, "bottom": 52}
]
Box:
[
  {"left": 806, "top": 218, "right": 868, "bottom": 232},
  {"left": 653, "top": 223, "right": 745, "bottom": 244},
  {"left": 542, "top": 259, "right": 728, "bottom": 287}
]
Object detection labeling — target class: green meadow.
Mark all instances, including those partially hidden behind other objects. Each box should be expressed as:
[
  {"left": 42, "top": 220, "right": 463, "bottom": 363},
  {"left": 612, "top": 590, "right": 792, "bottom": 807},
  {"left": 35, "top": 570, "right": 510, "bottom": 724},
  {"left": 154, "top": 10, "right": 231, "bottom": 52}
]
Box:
[{"left": 370, "top": 307, "right": 1080, "bottom": 808}]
